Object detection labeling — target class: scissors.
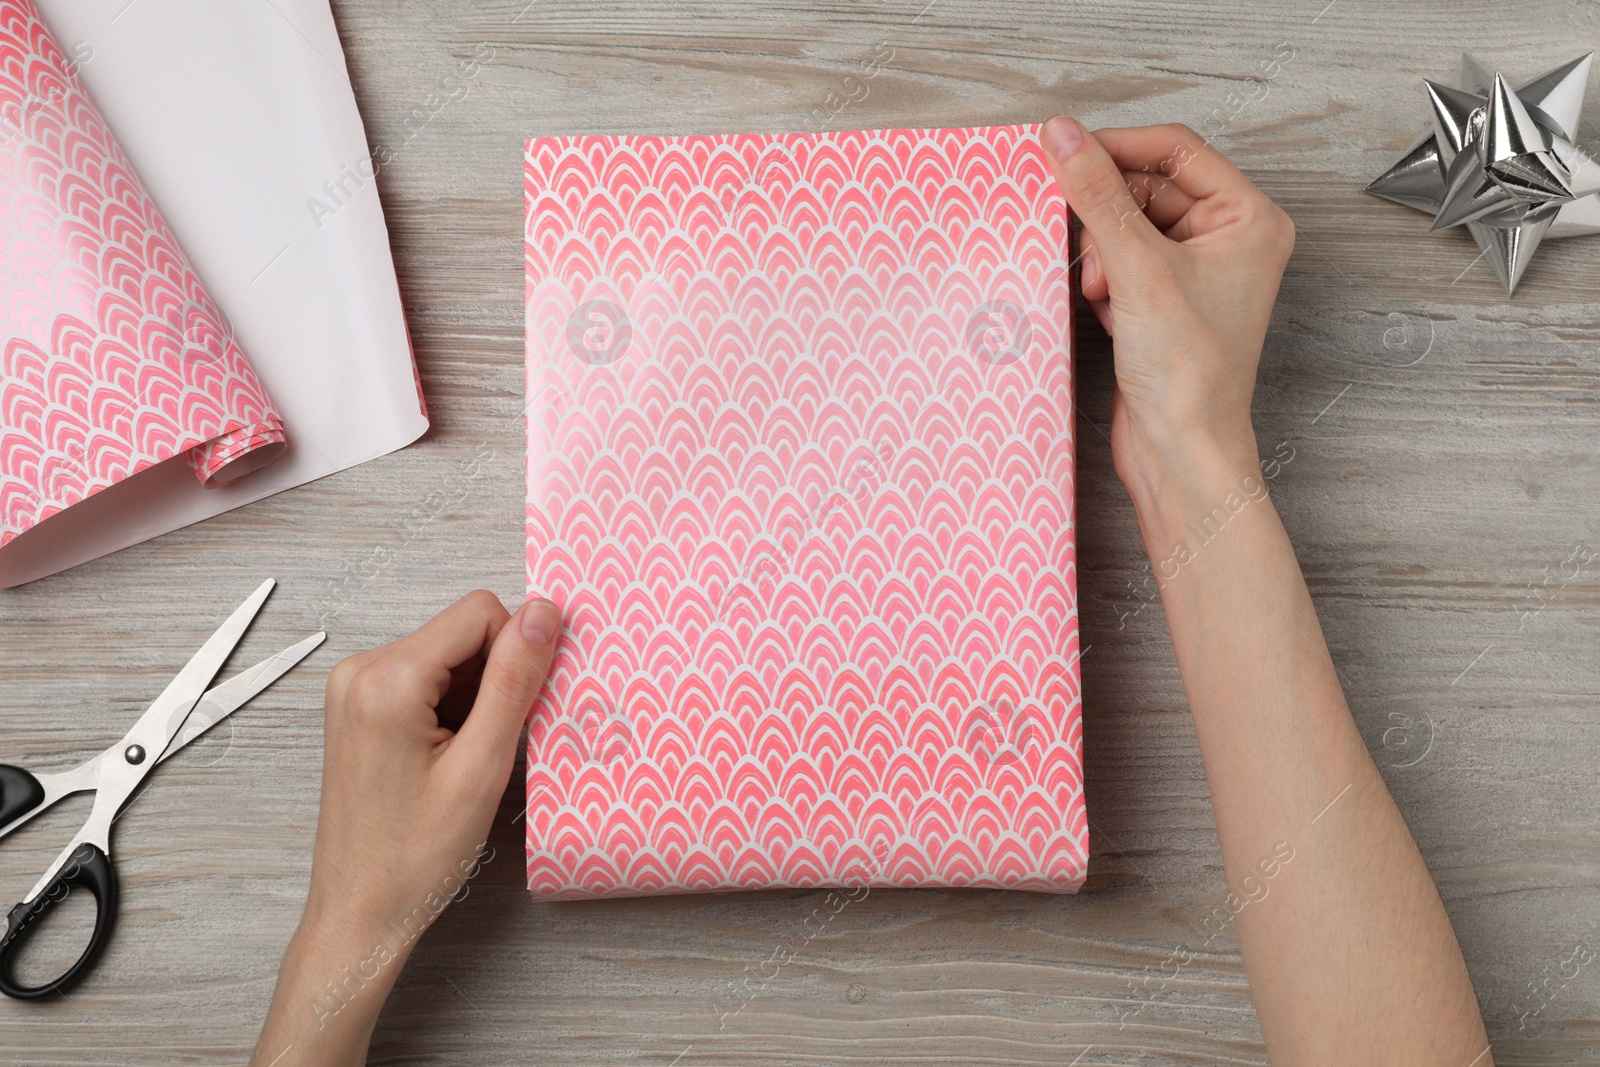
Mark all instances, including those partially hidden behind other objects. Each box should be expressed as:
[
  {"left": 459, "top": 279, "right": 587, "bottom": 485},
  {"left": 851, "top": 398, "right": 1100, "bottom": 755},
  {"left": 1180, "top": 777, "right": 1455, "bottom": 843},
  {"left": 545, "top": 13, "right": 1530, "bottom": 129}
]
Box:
[{"left": 0, "top": 578, "right": 324, "bottom": 1000}]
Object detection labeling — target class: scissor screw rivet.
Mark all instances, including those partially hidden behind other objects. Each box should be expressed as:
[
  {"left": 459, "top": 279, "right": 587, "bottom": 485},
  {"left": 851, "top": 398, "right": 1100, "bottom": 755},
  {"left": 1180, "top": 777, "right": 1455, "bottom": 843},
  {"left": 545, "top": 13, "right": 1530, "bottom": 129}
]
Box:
[{"left": 124, "top": 745, "right": 145, "bottom": 765}]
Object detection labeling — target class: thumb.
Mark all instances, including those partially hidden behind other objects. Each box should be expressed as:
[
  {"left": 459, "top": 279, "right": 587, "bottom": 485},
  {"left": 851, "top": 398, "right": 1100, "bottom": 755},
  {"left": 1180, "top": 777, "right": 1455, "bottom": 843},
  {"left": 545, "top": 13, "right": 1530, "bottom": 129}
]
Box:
[
  {"left": 1040, "top": 115, "right": 1159, "bottom": 271},
  {"left": 450, "top": 596, "right": 562, "bottom": 771}
]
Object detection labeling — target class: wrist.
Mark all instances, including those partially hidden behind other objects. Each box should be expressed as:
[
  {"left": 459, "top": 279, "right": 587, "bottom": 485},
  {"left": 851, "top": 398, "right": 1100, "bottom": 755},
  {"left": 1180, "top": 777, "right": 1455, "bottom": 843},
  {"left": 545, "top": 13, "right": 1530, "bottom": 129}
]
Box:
[
  {"left": 1117, "top": 425, "right": 1266, "bottom": 556},
  {"left": 250, "top": 907, "right": 406, "bottom": 1065},
  {"left": 285, "top": 900, "right": 413, "bottom": 1030}
]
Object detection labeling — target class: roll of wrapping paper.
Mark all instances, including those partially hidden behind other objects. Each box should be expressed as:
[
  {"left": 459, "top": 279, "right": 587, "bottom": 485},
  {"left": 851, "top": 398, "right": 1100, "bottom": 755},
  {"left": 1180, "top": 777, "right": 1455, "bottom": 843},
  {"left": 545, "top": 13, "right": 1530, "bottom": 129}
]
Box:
[{"left": 0, "top": 0, "right": 285, "bottom": 546}]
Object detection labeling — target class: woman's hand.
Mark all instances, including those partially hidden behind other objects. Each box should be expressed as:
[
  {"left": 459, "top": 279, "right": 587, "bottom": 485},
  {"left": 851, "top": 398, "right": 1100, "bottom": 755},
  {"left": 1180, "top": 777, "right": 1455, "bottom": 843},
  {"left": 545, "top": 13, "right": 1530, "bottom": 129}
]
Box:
[
  {"left": 1040, "top": 117, "right": 1295, "bottom": 503},
  {"left": 252, "top": 591, "right": 563, "bottom": 1067},
  {"left": 1043, "top": 118, "right": 1491, "bottom": 1065}
]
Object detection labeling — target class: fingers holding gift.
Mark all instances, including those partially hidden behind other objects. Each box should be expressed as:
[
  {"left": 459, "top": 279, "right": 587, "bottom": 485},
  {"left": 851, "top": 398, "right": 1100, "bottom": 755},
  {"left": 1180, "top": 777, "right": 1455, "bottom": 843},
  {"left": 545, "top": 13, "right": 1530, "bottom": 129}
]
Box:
[
  {"left": 1042, "top": 114, "right": 1164, "bottom": 272},
  {"left": 1090, "top": 123, "right": 1293, "bottom": 253},
  {"left": 1076, "top": 231, "right": 1114, "bottom": 335},
  {"left": 449, "top": 597, "right": 562, "bottom": 778},
  {"left": 1092, "top": 123, "right": 1237, "bottom": 201}
]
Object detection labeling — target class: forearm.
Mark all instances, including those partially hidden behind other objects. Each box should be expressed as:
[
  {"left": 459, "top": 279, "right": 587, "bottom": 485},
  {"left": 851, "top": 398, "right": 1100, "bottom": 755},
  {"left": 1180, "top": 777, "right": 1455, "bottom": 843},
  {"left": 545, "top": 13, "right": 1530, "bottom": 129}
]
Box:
[{"left": 1126, "top": 435, "right": 1488, "bottom": 1065}]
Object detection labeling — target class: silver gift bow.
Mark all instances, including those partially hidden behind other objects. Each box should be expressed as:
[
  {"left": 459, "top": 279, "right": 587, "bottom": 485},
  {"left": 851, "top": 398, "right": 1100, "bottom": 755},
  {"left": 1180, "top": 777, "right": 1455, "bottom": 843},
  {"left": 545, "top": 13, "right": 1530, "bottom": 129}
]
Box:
[{"left": 1366, "top": 52, "right": 1600, "bottom": 293}]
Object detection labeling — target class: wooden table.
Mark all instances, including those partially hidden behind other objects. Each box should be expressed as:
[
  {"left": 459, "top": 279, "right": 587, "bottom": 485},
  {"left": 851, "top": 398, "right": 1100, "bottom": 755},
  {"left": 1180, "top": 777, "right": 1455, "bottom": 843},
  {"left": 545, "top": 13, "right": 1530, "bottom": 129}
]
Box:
[{"left": 2, "top": 0, "right": 1597, "bottom": 1062}]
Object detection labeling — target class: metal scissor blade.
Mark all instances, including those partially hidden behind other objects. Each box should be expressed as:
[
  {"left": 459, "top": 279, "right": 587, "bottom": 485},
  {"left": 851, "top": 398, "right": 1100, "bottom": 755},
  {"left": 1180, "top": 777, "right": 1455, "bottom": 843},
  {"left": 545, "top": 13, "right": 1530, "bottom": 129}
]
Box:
[
  {"left": 44, "top": 579, "right": 278, "bottom": 881},
  {"left": 155, "top": 632, "right": 326, "bottom": 765},
  {"left": 118, "top": 578, "right": 275, "bottom": 772},
  {"left": 0, "top": 631, "right": 325, "bottom": 844}
]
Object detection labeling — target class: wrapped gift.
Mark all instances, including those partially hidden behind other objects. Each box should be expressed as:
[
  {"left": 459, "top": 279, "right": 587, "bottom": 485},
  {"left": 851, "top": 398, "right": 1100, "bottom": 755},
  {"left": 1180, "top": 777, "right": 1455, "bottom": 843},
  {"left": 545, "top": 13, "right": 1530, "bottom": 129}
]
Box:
[{"left": 524, "top": 124, "right": 1083, "bottom": 899}]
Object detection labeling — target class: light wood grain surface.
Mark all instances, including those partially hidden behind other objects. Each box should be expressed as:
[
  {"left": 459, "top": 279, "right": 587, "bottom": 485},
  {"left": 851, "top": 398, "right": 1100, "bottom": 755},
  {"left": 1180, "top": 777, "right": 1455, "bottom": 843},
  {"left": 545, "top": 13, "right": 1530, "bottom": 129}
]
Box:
[{"left": 3, "top": 0, "right": 1599, "bottom": 1063}]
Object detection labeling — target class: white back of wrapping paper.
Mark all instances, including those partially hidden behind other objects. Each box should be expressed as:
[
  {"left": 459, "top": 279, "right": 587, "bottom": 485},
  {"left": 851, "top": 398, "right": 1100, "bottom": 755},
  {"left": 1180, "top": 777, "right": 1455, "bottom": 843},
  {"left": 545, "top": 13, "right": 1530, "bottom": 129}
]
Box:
[{"left": 0, "top": 0, "right": 428, "bottom": 586}]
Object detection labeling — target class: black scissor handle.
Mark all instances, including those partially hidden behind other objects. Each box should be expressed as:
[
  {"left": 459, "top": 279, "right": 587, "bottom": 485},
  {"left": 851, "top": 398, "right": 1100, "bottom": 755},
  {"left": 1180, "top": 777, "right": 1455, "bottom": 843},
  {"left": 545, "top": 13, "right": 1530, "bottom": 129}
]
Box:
[
  {"left": 0, "top": 843, "right": 117, "bottom": 1000},
  {"left": 0, "top": 765, "right": 45, "bottom": 828}
]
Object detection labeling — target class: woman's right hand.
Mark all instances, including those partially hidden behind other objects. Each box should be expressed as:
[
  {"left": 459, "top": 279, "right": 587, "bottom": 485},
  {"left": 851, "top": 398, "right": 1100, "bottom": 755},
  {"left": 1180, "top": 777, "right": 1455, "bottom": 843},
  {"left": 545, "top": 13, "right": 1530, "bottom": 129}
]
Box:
[
  {"left": 1038, "top": 117, "right": 1295, "bottom": 505},
  {"left": 1043, "top": 118, "right": 1493, "bottom": 1065}
]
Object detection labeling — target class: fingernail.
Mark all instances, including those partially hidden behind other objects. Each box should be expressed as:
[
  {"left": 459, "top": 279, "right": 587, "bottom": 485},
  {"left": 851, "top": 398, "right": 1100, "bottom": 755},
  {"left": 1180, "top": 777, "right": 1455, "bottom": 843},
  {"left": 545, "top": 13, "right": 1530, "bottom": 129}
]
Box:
[
  {"left": 1042, "top": 115, "right": 1084, "bottom": 163},
  {"left": 520, "top": 598, "right": 561, "bottom": 645},
  {"left": 1081, "top": 250, "right": 1099, "bottom": 290}
]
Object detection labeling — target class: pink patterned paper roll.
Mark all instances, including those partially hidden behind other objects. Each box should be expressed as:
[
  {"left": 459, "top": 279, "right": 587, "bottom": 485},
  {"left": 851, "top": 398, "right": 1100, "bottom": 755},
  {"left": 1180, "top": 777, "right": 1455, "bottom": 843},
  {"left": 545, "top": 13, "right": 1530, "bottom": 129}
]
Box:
[
  {"left": 0, "top": 0, "right": 286, "bottom": 546},
  {"left": 524, "top": 125, "right": 1083, "bottom": 900}
]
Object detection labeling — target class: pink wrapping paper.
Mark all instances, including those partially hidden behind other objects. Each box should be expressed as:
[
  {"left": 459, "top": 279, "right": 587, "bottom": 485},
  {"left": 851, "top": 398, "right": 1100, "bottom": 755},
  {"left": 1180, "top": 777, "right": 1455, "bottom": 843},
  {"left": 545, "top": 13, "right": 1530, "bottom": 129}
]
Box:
[
  {"left": 524, "top": 124, "right": 1083, "bottom": 899},
  {"left": 0, "top": 0, "right": 285, "bottom": 549}
]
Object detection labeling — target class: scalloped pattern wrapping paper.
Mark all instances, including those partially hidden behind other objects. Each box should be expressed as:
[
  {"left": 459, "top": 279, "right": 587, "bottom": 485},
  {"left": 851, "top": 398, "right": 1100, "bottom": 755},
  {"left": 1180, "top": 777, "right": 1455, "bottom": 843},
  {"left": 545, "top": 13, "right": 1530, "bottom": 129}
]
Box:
[
  {"left": 524, "top": 124, "right": 1083, "bottom": 900},
  {"left": 0, "top": 0, "right": 285, "bottom": 548}
]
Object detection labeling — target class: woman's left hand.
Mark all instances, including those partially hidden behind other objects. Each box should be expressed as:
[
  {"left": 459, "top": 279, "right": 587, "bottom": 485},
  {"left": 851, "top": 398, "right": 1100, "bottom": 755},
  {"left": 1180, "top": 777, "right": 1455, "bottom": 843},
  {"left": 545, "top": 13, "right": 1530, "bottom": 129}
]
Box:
[{"left": 251, "top": 590, "right": 563, "bottom": 1067}]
